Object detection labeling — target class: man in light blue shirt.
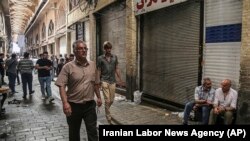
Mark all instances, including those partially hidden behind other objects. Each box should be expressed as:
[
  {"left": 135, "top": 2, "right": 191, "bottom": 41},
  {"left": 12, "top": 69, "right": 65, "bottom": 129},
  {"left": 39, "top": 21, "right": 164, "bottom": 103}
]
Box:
[{"left": 183, "top": 77, "right": 215, "bottom": 125}]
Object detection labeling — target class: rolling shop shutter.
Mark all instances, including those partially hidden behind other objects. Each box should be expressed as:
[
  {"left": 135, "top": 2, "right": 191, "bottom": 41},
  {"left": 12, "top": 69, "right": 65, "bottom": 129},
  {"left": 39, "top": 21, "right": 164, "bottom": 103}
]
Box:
[
  {"left": 203, "top": 0, "right": 242, "bottom": 89},
  {"left": 142, "top": 0, "right": 200, "bottom": 105}
]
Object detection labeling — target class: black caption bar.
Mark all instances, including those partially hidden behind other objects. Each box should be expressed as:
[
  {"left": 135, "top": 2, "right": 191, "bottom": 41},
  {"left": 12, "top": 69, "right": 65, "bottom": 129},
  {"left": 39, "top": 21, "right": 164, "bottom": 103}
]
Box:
[{"left": 99, "top": 125, "right": 250, "bottom": 140}]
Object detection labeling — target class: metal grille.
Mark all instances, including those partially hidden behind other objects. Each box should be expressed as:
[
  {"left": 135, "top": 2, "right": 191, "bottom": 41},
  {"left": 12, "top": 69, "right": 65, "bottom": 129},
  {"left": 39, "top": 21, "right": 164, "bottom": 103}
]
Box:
[{"left": 142, "top": 0, "right": 200, "bottom": 105}]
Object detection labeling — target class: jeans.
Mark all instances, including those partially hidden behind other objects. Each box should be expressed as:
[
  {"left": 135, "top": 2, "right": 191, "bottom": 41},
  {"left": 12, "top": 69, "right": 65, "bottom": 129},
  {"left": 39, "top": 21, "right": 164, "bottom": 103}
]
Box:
[
  {"left": 67, "top": 101, "right": 98, "bottom": 141},
  {"left": 16, "top": 70, "right": 20, "bottom": 84},
  {"left": 8, "top": 72, "right": 16, "bottom": 93},
  {"left": 183, "top": 102, "right": 211, "bottom": 125},
  {"left": 38, "top": 76, "right": 52, "bottom": 97},
  {"left": 21, "top": 73, "right": 33, "bottom": 96}
]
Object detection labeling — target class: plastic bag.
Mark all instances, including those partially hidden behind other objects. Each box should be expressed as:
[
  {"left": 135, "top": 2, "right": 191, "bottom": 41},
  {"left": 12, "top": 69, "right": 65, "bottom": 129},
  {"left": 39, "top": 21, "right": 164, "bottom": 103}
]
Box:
[{"left": 133, "top": 90, "right": 142, "bottom": 105}]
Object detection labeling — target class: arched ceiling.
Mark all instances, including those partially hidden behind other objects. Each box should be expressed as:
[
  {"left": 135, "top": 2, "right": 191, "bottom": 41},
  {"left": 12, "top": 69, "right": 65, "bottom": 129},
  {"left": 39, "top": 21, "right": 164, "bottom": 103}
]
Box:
[{"left": 8, "top": 0, "right": 39, "bottom": 41}]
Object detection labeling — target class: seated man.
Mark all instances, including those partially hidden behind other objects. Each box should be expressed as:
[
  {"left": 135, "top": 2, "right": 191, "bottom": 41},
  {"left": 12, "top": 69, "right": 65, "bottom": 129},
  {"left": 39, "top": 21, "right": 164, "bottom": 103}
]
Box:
[
  {"left": 0, "top": 73, "right": 7, "bottom": 115},
  {"left": 209, "top": 79, "right": 237, "bottom": 125},
  {"left": 183, "top": 77, "right": 215, "bottom": 125}
]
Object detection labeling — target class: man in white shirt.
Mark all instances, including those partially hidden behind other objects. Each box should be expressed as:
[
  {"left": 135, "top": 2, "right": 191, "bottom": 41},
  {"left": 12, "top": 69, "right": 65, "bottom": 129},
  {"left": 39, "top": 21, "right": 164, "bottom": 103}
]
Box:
[{"left": 209, "top": 79, "right": 238, "bottom": 125}]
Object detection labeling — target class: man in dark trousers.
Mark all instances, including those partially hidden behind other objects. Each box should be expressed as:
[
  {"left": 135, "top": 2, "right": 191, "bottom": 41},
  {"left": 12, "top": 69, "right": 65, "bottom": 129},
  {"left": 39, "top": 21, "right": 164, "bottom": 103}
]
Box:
[
  {"left": 18, "top": 52, "right": 35, "bottom": 99},
  {"left": 5, "top": 54, "right": 18, "bottom": 94},
  {"left": 55, "top": 40, "right": 102, "bottom": 141}
]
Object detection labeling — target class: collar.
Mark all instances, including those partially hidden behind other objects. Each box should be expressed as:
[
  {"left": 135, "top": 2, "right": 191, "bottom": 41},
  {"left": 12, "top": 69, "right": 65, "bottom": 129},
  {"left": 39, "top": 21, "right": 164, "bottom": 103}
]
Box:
[
  {"left": 103, "top": 54, "right": 114, "bottom": 58},
  {"left": 75, "top": 59, "right": 89, "bottom": 67}
]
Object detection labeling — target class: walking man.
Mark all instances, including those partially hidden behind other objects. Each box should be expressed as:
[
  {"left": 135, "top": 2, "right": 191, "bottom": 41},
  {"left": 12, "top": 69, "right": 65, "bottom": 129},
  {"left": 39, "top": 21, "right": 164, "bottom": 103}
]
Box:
[
  {"left": 35, "top": 51, "right": 54, "bottom": 102},
  {"left": 17, "top": 52, "right": 35, "bottom": 99},
  {"left": 97, "top": 41, "right": 124, "bottom": 124},
  {"left": 55, "top": 40, "right": 102, "bottom": 141},
  {"left": 5, "top": 54, "right": 18, "bottom": 94}
]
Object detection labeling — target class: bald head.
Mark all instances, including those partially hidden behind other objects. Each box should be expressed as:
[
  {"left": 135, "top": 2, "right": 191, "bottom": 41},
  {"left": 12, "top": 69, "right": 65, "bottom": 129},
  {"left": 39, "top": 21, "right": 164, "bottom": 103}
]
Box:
[{"left": 221, "top": 79, "right": 231, "bottom": 93}]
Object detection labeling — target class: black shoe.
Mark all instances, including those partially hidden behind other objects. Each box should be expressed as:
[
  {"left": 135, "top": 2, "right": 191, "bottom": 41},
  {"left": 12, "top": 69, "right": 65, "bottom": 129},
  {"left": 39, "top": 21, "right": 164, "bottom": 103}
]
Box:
[
  {"left": 23, "top": 95, "right": 27, "bottom": 99},
  {"left": 29, "top": 90, "right": 35, "bottom": 95},
  {"left": 1, "top": 108, "right": 5, "bottom": 112},
  {"left": 182, "top": 122, "right": 188, "bottom": 125},
  {"left": 11, "top": 91, "right": 18, "bottom": 94},
  {"left": 49, "top": 97, "right": 55, "bottom": 102}
]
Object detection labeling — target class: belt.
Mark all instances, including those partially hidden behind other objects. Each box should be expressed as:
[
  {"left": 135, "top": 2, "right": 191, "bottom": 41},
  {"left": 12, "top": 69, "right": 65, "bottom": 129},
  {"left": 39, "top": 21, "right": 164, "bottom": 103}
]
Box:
[{"left": 69, "top": 100, "right": 93, "bottom": 105}]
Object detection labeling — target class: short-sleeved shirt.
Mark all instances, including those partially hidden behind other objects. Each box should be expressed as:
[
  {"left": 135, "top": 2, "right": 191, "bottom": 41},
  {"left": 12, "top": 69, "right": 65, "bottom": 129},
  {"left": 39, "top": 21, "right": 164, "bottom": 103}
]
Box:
[
  {"left": 97, "top": 54, "right": 118, "bottom": 84},
  {"left": 213, "top": 88, "right": 238, "bottom": 109},
  {"left": 18, "top": 59, "right": 34, "bottom": 74},
  {"left": 55, "top": 60, "right": 97, "bottom": 103},
  {"left": 194, "top": 86, "right": 215, "bottom": 103},
  {"left": 36, "top": 59, "right": 52, "bottom": 77}
]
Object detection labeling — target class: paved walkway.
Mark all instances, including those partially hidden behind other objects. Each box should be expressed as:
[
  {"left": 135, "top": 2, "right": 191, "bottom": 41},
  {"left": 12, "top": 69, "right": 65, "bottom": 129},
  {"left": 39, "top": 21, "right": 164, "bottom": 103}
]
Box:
[
  {"left": 0, "top": 74, "right": 185, "bottom": 141},
  {"left": 0, "top": 76, "right": 88, "bottom": 141},
  {"left": 105, "top": 95, "right": 182, "bottom": 125}
]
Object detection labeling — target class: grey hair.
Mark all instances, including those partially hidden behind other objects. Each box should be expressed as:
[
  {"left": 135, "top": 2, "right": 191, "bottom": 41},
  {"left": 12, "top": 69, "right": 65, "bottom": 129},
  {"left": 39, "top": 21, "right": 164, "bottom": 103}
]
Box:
[
  {"left": 202, "top": 77, "right": 211, "bottom": 85},
  {"left": 72, "top": 40, "right": 87, "bottom": 50}
]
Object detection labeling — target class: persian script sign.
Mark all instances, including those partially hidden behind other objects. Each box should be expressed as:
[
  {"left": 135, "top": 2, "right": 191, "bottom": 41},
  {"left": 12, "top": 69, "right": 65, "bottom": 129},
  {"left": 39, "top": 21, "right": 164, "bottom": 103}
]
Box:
[{"left": 134, "top": 0, "right": 187, "bottom": 15}]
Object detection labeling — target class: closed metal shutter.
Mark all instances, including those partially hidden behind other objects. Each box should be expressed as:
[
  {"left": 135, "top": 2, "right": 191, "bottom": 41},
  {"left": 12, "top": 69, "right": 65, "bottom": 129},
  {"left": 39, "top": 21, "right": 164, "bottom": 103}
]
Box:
[
  {"left": 204, "top": 0, "right": 242, "bottom": 89},
  {"left": 99, "top": 2, "right": 126, "bottom": 84},
  {"left": 142, "top": 0, "right": 200, "bottom": 105}
]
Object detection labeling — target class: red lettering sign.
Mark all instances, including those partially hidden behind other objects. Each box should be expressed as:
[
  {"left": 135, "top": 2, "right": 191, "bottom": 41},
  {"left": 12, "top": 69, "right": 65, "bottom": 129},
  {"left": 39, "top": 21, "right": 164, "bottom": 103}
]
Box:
[
  {"left": 136, "top": 0, "right": 144, "bottom": 10},
  {"left": 147, "top": 0, "right": 158, "bottom": 7}
]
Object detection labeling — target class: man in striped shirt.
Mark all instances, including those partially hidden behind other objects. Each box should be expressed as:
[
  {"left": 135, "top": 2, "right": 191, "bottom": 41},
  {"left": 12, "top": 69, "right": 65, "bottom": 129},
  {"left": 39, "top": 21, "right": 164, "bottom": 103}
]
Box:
[{"left": 17, "top": 52, "right": 35, "bottom": 99}]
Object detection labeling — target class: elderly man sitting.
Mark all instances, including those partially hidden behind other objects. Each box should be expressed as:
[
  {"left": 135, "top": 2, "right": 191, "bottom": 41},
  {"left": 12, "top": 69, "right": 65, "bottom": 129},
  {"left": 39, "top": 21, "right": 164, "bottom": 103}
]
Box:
[
  {"left": 183, "top": 77, "right": 215, "bottom": 125},
  {"left": 209, "top": 79, "right": 238, "bottom": 125}
]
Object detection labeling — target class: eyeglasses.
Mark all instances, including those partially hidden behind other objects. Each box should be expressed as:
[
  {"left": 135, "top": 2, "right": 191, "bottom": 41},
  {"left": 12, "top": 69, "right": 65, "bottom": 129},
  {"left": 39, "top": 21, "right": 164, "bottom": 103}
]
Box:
[{"left": 75, "top": 47, "right": 88, "bottom": 51}]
